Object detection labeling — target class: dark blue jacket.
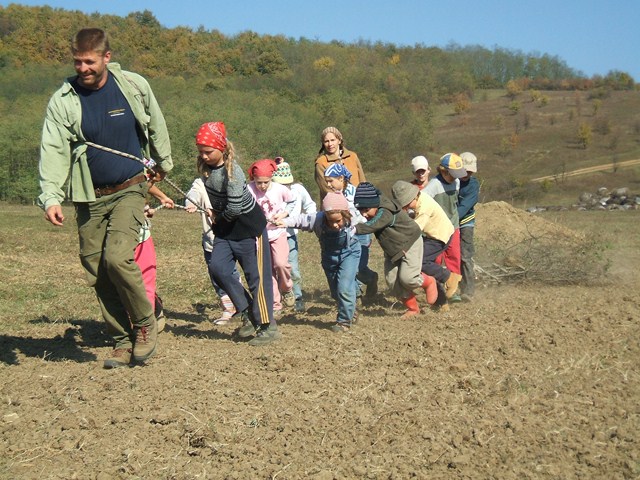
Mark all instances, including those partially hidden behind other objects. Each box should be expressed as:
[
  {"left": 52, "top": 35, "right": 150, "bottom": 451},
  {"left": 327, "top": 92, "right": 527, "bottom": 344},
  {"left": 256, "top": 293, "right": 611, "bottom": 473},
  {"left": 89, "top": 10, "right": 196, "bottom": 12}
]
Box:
[{"left": 458, "top": 176, "right": 479, "bottom": 228}]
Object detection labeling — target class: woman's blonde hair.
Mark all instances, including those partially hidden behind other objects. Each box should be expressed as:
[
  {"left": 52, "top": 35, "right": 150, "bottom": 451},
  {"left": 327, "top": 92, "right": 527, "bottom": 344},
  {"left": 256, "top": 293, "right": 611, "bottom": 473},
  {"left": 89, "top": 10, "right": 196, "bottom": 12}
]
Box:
[
  {"left": 196, "top": 140, "right": 237, "bottom": 179},
  {"left": 319, "top": 126, "right": 344, "bottom": 155}
]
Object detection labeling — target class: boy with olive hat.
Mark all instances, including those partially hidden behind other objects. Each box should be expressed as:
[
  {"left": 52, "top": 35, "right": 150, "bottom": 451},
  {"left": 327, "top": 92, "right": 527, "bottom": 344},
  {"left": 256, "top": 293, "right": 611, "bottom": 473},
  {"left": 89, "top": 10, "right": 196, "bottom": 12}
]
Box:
[
  {"left": 353, "top": 182, "right": 437, "bottom": 318},
  {"left": 392, "top": 180, "right": 456, "bottom": 310}
]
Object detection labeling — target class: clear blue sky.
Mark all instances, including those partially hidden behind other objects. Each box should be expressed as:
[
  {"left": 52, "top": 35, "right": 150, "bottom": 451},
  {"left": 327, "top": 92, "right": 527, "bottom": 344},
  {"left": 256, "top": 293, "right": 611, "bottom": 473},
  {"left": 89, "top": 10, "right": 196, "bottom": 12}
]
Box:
[{"left": 3, "top": 0, "right": 640, "bottom": 80}]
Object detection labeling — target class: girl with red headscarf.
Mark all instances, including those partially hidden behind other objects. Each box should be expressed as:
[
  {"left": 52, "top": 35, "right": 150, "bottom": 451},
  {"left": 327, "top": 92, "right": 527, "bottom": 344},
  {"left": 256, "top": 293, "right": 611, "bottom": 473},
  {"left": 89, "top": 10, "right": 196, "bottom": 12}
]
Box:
[
  {"left": 195, "top": 121, "right": 281, "bottom": 346},
  {"left": 247, "top": 158, "right": 295, "bottom": 316}
]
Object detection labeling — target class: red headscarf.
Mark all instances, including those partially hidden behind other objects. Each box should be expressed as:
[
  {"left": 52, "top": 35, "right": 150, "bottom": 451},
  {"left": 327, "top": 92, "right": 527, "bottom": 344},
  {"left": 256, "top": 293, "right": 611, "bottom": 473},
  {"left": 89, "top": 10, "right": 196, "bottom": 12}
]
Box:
[
  {"left": 248, "top": 159, "right": 278, "bottom": 180},
  {"left": 195, "top": 122, "right": 227, "bottom": 151}
]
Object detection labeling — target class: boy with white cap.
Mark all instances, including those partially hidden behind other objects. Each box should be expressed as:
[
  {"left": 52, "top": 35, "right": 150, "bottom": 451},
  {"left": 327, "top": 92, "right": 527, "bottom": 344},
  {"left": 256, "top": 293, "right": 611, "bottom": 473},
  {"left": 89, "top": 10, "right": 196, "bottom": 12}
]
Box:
[
  {"left": 457, "top": 152, "right": 480, "bottom": 301},
  {"left": 424, "top": 153, "right": 467, "bottom": 302},
  {"left": 410, "top": 155, "right": 431, "bottom": 190}
]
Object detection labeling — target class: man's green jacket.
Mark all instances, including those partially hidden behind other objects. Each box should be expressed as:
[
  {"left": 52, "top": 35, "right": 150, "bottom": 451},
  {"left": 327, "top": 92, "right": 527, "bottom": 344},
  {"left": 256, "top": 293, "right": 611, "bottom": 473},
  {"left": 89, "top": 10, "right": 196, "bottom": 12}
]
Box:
[{"left": 38, "top": 62, "right": 173, "bottom": 210}]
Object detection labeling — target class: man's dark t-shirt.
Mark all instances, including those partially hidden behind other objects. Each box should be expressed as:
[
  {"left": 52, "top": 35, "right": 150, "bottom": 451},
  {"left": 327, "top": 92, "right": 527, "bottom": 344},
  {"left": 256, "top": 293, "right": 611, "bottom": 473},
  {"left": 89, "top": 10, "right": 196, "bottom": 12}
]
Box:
[{"left": 74, "top": 73, "right": 143, "bottom": 187}]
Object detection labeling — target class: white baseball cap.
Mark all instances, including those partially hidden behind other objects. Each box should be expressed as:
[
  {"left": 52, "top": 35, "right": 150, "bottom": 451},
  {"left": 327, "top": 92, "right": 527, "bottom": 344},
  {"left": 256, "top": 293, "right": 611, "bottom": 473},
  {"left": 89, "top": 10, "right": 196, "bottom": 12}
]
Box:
[
  {"left": 460, "top": 152, "right": 477, "bottom": 173},
  {"left": 411, "top": 155, "right": 430, "bottom": 173}
]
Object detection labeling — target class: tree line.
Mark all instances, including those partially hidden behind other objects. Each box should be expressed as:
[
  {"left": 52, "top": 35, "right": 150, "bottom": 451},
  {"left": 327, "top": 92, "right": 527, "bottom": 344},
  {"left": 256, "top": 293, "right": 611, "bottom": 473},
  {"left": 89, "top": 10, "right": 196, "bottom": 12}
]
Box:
[{"left": 0, "top": 5, "right": 636, "bottom": 203}]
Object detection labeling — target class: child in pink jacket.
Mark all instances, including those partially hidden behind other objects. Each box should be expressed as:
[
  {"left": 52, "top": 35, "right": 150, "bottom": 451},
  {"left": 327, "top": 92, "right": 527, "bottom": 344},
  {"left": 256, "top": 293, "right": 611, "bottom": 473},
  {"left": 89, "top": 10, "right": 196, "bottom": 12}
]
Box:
[{"left": 248, "top": 159, "right": 295, "bottom": 316}]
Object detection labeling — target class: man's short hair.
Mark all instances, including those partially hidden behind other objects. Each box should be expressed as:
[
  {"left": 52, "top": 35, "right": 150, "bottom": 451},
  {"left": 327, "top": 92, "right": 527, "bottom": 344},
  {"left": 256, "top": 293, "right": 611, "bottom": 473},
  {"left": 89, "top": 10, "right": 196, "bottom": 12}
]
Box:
[{"left": 71, "top": 28, "right": 110, "bottom": 55}]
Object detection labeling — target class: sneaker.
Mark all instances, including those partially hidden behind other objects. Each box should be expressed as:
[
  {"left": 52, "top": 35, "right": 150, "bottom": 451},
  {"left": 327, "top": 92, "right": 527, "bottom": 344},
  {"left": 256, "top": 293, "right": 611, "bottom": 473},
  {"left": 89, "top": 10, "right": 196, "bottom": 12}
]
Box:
[
  {"left": 282, "top": 290, "right": 296, "bottom": 308},
  {"left": 236, "top": 310, "right": 257, "bottom": 338},
  {"left": 154, "top": 294, "right": 163, "bottom": 318},
  {"left": 214, "top": 295, "right": 236, "bottom": 325},
  {"left": 133, "top": 319, "right": 158, "bottom": 362},
  {"left": 294, "top": 298, "right": 306, "bottom": 313},
  {"left": 248, "top": 324, "right": 282, "bottom": 346},
  {"left": 273, "top": 308, "right": 284, "bottom": 319},
  {"left": 103, "top": 348, "right": 132, "bottom": 369},
  {"left": 331, "top": 322, "right": 351, "bottom": 333},
  {"left": 461, "top": 293, "right": 474, "bottom": 303},
  {"left": 213, "top": 315, "right": 232, "bottom": 326},
  {"left": 351, "top": 310, "right": 359, "bottom": 324},
  {"left": 449, "top": 293, "right": 462, "bottom": 303},
  {"left": 154, "top": 295, "right": 166, "bottom": 332},
  {"left": 213, "top": 309, "right": 235, "bottom": 325}
]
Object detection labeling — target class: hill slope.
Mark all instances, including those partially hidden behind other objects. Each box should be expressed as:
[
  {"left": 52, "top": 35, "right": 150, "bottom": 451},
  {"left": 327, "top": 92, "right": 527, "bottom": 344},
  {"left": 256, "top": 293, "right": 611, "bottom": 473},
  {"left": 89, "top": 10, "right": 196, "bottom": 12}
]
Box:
[{"left": 370, "top": 89, "right": 640, "bottom": 205}]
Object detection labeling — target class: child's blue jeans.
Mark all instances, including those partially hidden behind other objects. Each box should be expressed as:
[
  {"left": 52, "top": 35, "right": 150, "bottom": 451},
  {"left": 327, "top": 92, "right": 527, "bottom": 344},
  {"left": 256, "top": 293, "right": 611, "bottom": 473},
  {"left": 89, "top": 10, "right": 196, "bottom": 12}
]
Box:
[{"left": 320, "top": 231, "right": 361, "bottom": 325}]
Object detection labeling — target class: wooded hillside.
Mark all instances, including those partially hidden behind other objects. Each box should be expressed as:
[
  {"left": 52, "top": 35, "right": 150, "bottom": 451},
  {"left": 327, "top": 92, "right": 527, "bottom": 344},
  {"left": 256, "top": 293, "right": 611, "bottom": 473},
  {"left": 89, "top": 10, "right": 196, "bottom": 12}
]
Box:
[{"left": 0, "top": 5, "right": 637, "bottom": 203}]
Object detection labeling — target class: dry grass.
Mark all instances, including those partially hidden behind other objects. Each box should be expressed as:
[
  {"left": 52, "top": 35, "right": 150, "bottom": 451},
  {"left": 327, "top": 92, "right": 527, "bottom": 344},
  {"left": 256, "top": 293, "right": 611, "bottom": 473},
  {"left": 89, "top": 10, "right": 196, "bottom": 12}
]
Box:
[
  {"left": 472, "top": 201, "right": 614, "bottom": 287},
  {"left": 3, "top": 202, "right": 634, "bottom": 331}
]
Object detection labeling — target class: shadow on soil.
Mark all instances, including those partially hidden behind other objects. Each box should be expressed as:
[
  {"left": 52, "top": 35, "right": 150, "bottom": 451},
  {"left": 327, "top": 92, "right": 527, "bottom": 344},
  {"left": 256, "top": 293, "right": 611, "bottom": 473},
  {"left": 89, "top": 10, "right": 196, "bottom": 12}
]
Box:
[
  {"left": 1, "top": 316, "right": 109, "bottom": 365},
  {"left": 0, "top": 289, "right": 407, "bottom": 365}
]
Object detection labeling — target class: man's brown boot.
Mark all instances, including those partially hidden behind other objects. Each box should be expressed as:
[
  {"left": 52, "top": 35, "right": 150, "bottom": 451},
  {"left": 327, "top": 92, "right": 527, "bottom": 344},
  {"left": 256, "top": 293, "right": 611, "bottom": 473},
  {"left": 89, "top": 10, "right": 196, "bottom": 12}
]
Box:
[
  {"left": 133, "top": 318, "right": 158, "bottom": 362},
  {"left": 104, "top": 348, "right": 132, "bottom": 369}
]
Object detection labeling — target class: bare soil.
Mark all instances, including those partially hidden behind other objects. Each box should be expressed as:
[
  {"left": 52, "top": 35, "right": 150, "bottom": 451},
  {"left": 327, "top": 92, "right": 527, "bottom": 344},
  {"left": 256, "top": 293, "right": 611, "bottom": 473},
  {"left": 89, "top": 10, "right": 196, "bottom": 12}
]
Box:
[{"left": 1, "top": 204, "right": 639, "bottom": 479}]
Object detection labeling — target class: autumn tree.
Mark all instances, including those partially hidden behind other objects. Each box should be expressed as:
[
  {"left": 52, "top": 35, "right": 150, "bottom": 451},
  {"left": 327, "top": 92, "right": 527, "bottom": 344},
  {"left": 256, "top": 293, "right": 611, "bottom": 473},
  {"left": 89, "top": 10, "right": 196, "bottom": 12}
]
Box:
[
  {"left": 577, "top": 123, "right": 592, "bottom": 149},
  {"left": 506, "top": 79, "right": 523, "bottom": 99},
  {"left": 453, "top": 93, "right": 471, "bottom": 115}
]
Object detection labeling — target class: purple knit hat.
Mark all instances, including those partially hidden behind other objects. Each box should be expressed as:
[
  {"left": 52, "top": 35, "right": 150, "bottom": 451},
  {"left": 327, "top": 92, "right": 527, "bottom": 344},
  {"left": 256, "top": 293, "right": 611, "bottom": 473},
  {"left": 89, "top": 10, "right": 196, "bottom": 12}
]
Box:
[{"left": 322, "top": 191, "right": 349, "bottom": 212}]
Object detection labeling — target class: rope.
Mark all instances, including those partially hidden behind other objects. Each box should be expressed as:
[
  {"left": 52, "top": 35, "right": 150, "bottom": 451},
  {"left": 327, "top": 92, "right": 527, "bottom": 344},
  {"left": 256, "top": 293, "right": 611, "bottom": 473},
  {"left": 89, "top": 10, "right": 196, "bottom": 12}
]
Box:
[
  {"left": 84, "top": 141, "right": 207, "bottom": 214},
  {"left": 151, "top": 204, "right": 189, "bottom": 211},
  {"left": 151, "top": 201, "right": 215, "bottom": 238}
]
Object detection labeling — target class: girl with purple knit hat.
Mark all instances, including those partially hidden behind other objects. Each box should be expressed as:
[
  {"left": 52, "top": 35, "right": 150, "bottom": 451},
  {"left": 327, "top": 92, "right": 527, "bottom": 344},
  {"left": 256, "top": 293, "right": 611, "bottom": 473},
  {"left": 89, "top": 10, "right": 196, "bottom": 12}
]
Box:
[{"left": 276, "top": 192, "right": 361, "bottom": 333}]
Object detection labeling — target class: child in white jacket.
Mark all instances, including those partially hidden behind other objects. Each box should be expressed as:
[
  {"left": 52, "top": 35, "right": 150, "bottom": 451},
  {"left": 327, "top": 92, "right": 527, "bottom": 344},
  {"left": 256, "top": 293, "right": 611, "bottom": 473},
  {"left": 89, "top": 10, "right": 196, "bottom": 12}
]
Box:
[
  {"left": 185, "top": 171, "right": 240, "bottom": 325},
  {"left": 272, "top": 159, "right": 317, "bottom": 312}
]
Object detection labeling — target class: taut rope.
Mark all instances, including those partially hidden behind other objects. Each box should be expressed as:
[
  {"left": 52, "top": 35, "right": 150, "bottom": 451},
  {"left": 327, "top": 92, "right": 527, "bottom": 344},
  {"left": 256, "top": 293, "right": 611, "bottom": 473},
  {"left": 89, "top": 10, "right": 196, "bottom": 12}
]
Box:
[{"left": 84, "top": 141, "right": 207, "bottom": 214}]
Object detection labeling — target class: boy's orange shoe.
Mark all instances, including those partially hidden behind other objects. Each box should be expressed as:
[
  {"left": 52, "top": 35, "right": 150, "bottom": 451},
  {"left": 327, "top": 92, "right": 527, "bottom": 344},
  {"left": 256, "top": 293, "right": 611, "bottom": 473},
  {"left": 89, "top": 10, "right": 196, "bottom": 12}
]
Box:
[
  {"left": 401, "top": 295, "right": 420, "bottom": 318},
  {"left": 421, "top": 273, "right": 438, "bottom": 305}
]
